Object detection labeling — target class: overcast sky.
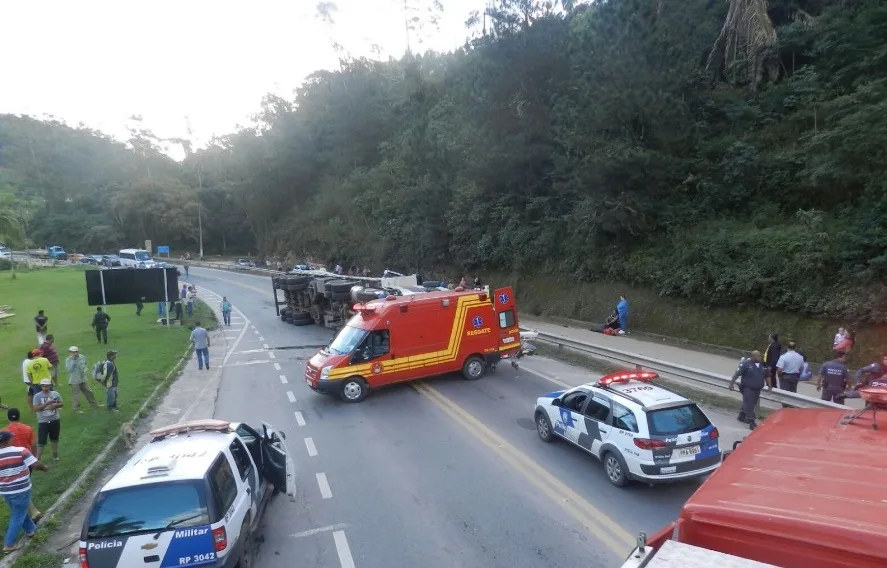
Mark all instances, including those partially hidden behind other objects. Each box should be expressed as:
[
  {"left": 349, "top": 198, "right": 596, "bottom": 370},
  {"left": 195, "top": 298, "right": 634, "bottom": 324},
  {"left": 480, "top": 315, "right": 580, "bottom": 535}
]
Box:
[{"left": 1, "top": 0, "right": 484, "bottom": 158}]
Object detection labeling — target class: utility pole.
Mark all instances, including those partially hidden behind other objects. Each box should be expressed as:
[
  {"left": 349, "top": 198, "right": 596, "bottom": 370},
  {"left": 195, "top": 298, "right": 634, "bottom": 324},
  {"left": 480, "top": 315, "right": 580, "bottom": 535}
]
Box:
[{"left": 197, "top": 165, "right": 204, "bottom": 259}]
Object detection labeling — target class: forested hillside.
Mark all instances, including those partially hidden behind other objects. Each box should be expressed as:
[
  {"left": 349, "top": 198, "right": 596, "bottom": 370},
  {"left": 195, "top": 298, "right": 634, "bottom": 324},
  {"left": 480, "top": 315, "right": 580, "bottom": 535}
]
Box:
[{"left": 2, "top": 0, "right": 886, "bottom": 323}]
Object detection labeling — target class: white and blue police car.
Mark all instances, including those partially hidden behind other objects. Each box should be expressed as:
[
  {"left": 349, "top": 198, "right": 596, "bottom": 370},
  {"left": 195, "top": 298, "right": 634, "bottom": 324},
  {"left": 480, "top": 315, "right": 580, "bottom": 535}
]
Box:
[
  {"left": 78, "top": 419, "right": 295, "bottom": 568},
  {"left": 534, "top": 371, "right": 721, "bottom": 487}
]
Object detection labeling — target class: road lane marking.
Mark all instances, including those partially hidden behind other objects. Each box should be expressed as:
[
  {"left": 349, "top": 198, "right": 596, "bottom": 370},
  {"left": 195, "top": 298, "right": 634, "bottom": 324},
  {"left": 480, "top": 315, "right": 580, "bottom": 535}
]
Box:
[
  {"left": 290, "top": 523, "right": 347, "bottom": 539},
  {"left": 219, "top": 360, "right": 272, "bottom": 368},
  {"left": 520, "top": 365, "right": 572, "bottom": 389},
  {"left": 295, "top": 411, "right": 306, "bottom": 426},
  {"left": 412, "top": 382, "right": 635, "bottom": 554},
  {"left": 263, "top": 343, "right": 270, "bottom": 349},
  {"left": 287, "top": 391, "right": 296, "bottom": 403},
  {"left": 305, "top": 437, "right": 318, "bottom": 457},
  {"left": 316, "top": 473, "right": 332, "bottom": 499},
  {"left": 253, "top": 330, "right": 259, "bottom": 334},
  {"left": 259, "top": 336, "right": 264, "bottom": 341},
  {"left": 268, "top": 352, "right": 276, "bottom": 359},
  {"left": 274, "top": 363, "right": 282, "bottom": 371},
  {"left": 280, "top": 375, "right": 288, "bottom": 384},
  {"left": 251, "top": 325, "right": 256, "bottom": 329},
  {"left": 333, "top": 530, "right": 356, "bottom": 568}
]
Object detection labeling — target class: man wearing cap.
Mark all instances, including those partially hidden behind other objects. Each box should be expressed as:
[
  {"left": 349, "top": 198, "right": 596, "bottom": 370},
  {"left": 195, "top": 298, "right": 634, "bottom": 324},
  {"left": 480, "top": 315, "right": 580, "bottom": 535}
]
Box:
[
  {"left": 104, "top": 350, "right": 120, "bottom": 412},
  {"left": 65, "top": 347, "right": 99, "bottom": 412},
  {"left": 38, "top": 335, "right": 59, "bottom": 387},
  {"left": 31, "top": 380, "right": 62, "bottom": 461},
  {"left": 25, "top": 350, "right": 52, "bottom": 412},
  {"left": 0, "top": 429, "right": 48, "bottom": 553},
  {"left": 5, "top": 409, "right": 41, "bottom": 522}
]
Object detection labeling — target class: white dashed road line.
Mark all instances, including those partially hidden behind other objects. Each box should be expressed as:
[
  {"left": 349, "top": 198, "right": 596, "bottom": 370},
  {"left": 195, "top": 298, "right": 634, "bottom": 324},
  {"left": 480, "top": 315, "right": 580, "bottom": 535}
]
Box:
[
  {"left": 263, "top": 343, "right": 270, "bottom": 349},
  {"left": 253, "top": 330, "right": 259, "bottom": 335},
  {"left": 295, "top": 411, "right": 306, "bottom": 427},
  {"left": 305, "top": 437, "right": 317, "bottom": 457},
  {"left": 259, "top": 336, "right": 264, "bottom": 341},
  {"left": 286, "top": 391, "right": 296, "bottom": 403},
  {"left": 268, "top": 352, "right": 276, "bottom": 359},
  {"left": 290, "top": 523, "right": 347, "bottom": 539},
  {"left": 333, "top": 530, "right": 356, "bottom": 568},
  {"left": 280, "top": 375, "right": 288, "bottom": 384},
  {"left": 251, "top": 324, "right": 256, "bottom": 329},
  {"left": 274, "top": 363, "right": 282, "bottom": 371},
  {"left": 316, "top": 473, "right": 332, "bottom": 499}
]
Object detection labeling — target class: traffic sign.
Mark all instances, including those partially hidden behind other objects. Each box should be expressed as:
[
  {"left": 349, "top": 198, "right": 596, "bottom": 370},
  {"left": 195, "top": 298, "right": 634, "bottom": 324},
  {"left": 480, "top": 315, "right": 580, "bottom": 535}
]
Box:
[{"left": 157, "top": 245, "right": 170, "bottom": 254}]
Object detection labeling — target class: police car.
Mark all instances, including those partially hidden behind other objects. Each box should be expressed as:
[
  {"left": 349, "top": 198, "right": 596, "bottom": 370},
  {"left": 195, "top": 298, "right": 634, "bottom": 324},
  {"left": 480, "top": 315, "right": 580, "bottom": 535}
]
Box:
[
  {"left": 534, "top": 371, "right": 721, "bottom": 487},
  {"left": 78, "top": 419, "right": 295, "bottom": 568}
]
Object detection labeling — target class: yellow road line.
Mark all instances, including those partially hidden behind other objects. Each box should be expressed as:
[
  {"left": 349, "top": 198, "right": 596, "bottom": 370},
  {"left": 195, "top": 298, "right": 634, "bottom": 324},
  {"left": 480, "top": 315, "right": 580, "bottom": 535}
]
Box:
[{"left": 412, "top": 382, "right": 636, "bottom": 555}]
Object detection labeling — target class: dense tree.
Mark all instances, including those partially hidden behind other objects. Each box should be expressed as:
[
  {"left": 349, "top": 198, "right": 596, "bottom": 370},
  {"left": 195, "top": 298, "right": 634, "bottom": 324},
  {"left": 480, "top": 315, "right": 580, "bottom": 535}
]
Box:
[{"left": 2, "top": 0, "right": 886, "bottom": 322}]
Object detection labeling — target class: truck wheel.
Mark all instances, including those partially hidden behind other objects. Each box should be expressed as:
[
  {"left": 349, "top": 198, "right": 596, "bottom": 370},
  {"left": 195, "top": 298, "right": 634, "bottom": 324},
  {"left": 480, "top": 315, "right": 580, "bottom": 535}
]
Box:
[
  {"left": 340, "top": 377, "right": 368, "bottom": 403},
  {"left": 603, "top": 452, "right": 630, "bottom": 488},
  {"left": 535, "top": 412, "right": 554, "bottom": 442},
  {"left": 461, "top": 356, "right": 486, "bottom": 381}
]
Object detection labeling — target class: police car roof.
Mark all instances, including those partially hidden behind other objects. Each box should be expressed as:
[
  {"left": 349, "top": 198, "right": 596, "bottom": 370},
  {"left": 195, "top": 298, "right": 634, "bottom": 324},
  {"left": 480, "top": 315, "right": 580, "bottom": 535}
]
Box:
[
  {"left": 678, "top": 408, "right": 887, "bottom": 566},
  {"left": 100, "top": 426, "right": 239, "bottom": 492},
  {"left": 582, "top": 378, "right": 690, "bottom": 411}
]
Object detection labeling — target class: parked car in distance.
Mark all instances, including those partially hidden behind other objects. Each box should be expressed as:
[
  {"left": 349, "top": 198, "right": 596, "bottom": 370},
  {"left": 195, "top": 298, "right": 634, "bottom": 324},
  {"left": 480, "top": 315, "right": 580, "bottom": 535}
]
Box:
[
  {"left": 79, "top": 255, "right": 102, "bottom": 265},
  {"left": 0, "top": 246, "right": 11, "bottom": 259},
  {"left": 101, "top": 254, "right": 121, "bottom": 267},
  {"left": 234, "top": 258, "right": 254, "bottom": 269}
]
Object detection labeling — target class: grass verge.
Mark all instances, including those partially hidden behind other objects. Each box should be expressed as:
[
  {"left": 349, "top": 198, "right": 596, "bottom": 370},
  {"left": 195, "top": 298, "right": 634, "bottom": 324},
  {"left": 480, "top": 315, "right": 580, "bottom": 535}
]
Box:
[{"left": 0, "top": 267, "right": 218, "bottom": 543}]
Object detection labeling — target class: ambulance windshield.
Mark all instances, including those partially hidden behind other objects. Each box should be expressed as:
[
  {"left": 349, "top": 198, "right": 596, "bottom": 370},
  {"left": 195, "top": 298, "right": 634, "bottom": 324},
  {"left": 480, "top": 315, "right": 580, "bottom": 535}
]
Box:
[{"left": 329, "top": 325, "right": 367, "bottom": 355}]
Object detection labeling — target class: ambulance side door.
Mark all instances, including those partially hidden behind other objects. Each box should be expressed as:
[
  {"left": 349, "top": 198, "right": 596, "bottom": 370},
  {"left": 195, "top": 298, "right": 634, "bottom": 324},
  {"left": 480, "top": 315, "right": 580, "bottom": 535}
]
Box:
[{"left": 493, "top": 287, "right": 520, "bottom": 354}]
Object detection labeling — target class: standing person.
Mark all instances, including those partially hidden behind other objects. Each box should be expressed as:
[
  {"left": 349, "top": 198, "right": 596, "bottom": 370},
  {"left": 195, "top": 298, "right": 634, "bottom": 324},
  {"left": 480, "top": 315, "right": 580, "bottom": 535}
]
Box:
[
  {"left": 38, "top": 335, "right": 59, "bottom": 387},
  {"left": 0, "top": 430, "right": 49, "bottom": 553},
  {"left": 190, "top": 322, "right": 210, "bottom": 370},
  {"left": 98, "top": 350, "right": 120, "bottom": 412},
  {"left": 65, "top": 347, "right": 98, "bottom": 412},
  {"left": 180, "top": 284, "right": 188, "bottom": 300},
  {"left": 33, "top": 310, "right": 48, "bottom": 346},
  {"left": 834, "top": 329, "right": 856, "bottom": 355},
  {"left": 186, "top": 286, "right": 196, "bottom": 317},
  {"left": 21, "top": 351, "right": 37, "bottom": 411},
  {"left": 25, "top": 350, "right": 52, "bottom": 412},
  {"left": 616, "top": 295, "right": 630, "bottom": 334},
  {"left": 833, "top": 327, "right": 847, "bottom": 347},
  {"left": 221, "top": 297, "right": 232, "bottom": 326},
  {"left": 817, "top": 351, "right": 851, "bottom": 403},
  {"left": 729, "top": 350, "right": 772, "bottom": 430},
  {"left": 775, "top": 340, "right": 804, "bottom": 392},
  {"left": 763, "top": 333, "right": 782, "bottom": 381},
  {"left": 91, "top": 307, "right": 111, "bottom": 345},
  {"left": 183, "top": 263, "right": 190, "bottom": 278},
  {"left": 5, "top": 409, "right": 41, "bottom": 522},
  {"left": 30, "top": 380, "right": 62, "bottom": 462},
  {"left": 135, "top": 301, "right": 143, "bottom": 316}
]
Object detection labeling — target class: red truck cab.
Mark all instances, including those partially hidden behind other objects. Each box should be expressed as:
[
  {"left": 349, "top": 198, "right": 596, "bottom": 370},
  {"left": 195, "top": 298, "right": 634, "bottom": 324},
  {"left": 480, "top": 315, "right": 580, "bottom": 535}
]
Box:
[
  {"left": 305, "top": 287, "right": 521, "bottom": 402},
  {"left": 622, "top": 397, "right": 887, "bottom": 567}
]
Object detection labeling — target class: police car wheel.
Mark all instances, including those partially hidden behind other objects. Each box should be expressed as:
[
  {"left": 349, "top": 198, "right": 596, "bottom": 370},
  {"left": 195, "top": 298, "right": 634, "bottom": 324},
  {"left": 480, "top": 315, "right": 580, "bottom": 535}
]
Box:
[
  {"left": 536, "top": 412, "right": 554, "bottom": 442},
  {"left": 462, "top": 356, "right": 486, "bottom": 380},
  {"left": 340, "top": 377, "right": 368, "bottom": 403},
  {"left": 603, "top": 452, "right": 629, "bottom": 487},
  {"left": 237, "top": 519, "right": 254, "bottom": 568}
]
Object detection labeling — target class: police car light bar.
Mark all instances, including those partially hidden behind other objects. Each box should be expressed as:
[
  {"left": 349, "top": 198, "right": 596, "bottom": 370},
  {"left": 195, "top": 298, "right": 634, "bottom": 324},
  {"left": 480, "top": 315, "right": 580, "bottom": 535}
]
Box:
[
  {"left": 150, "top": 419, "right": 232, "bottom": 440},
  {"left": 598, "top": 371, "right": 659, "bottom": 387}
]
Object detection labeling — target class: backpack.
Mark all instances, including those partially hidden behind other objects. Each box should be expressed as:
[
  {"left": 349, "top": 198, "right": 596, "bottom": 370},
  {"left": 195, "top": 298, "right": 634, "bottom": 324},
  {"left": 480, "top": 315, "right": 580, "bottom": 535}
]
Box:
[{"left": 93, "top": 360, "right": 109, "bottom": 385}]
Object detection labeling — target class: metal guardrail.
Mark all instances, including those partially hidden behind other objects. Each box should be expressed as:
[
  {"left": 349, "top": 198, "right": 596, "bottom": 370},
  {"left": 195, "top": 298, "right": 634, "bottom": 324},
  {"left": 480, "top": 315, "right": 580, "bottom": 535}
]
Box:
[{"left": 527, "top": 329, "right": 845, "bottom": 410}]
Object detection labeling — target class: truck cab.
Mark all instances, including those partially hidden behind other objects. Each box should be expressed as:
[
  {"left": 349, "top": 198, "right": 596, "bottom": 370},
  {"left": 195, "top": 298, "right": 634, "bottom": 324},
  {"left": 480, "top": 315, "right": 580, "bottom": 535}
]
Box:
[{"left": 621, "top": 389, "right": 887, "bottom": 568}]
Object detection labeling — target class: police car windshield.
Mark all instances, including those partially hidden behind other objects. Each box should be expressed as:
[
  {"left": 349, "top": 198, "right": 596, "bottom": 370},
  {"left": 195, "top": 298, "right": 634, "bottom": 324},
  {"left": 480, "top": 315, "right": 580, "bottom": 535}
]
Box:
[
  {"left": 328, "top": 326, "right": 367, "bottom": 355},
  {"left": 646, "top": 404, "right": 711, "bottom": 436},
  {"left": 86, "top": 481, "right": 209, "bottom": 538}
]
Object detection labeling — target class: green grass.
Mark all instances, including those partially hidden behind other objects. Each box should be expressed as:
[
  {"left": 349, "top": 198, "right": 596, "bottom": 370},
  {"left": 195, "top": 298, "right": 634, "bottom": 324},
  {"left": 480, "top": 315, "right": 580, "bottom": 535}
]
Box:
[{"left": 0, "top": 267, "right": 218, "bottom": 540}]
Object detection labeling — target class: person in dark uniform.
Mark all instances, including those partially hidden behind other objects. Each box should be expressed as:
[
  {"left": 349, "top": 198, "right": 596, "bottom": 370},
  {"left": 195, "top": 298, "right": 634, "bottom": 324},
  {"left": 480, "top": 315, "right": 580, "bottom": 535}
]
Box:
[
  {"left": 838, "top": 354, "right": 887, "bottom": 403},
  {"left": 817, "top": 351, "right": 851, "bottom": 403},
  {"left": 730, "top": 350, "right": 772, "bottom": 430},
  {"left": 763, "top": 333, "right": 782, "bottom": 383}
]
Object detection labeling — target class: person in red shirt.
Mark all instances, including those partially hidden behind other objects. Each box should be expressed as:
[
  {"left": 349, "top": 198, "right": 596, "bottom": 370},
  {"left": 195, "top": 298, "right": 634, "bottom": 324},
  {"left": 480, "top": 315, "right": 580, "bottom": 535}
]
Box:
[
  {"left": 5, "top": 409, "right": 41, "bottom": 522},
  {"left": 38, "top": 335, "right": 59, "bottom": 387}
]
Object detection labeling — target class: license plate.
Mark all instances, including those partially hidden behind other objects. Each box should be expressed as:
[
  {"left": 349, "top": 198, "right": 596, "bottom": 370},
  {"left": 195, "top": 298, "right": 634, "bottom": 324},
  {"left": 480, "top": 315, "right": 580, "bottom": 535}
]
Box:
[
  {"left": 676, "top": 445, "right": 700, "bottom": 458},
  {"left": 660, "top": 466, "right": 677, "bottom": 474}
]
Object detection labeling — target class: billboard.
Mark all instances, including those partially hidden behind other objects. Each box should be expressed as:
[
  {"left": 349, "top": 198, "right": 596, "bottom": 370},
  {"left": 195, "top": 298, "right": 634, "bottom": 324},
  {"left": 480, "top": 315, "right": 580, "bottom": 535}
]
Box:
[{"left": 85, "top": 268, "right": 179, "bottom": 306}]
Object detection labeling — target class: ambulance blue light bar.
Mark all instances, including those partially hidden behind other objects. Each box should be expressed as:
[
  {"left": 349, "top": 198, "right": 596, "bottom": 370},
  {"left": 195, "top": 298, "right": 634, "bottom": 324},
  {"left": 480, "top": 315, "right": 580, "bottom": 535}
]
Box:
[{"left": 598, "top": 371, "right": 659, "bottom": 387}]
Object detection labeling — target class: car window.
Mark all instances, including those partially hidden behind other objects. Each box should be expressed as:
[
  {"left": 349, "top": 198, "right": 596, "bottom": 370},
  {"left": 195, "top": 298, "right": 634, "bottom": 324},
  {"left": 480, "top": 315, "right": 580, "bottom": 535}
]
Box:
[
  {"left": 209, "top": 456, "right": 238, "bottom": 516},
  {"left": 498, "top": 310, "right": 515, "bottom": 328},
  {"left": 86, "top": 481, "right": 209, "bottom": 538},
  {"left": 612, "top": 402, "right": 639, "bottom": 433},
  {"left": 647, "top": 404, "right": 711, "bottom": 436},
  {"left": 356, "top": 329, "right": 390, "bottom": 361},
  {"left": 561, "top": 390, "right": 588, "bottom": 412},
  {"left": 583, "top": 394, "right": 611, "bottom": 422},
  {"left": 229, "top": 439, "right": 253, "bottom": 481}
]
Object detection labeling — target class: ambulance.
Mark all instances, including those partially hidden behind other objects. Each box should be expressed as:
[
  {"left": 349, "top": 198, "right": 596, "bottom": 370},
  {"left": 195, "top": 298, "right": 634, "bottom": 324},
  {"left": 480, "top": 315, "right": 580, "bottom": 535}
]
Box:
[{"left": 305, "top": 287, "right": 521, "bottom": 402}]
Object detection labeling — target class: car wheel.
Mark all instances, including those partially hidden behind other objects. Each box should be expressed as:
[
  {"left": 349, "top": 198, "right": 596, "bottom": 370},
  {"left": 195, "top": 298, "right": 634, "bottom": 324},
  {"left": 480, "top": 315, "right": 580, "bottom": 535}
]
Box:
[
  {"left": 340, "top": 377, "right": 368, "bottom": 403},
  {"left": 603, "top": 452, "right": 630, "bottom": 488},
  {"left": 461, "top": 356, "right": 486, "bottom": 380},
  {"left": 237, "top": 518, "right": 254, "bottom": 568},
  {"left": 536, "top": 412, "right": 554, "bottom": 443}
]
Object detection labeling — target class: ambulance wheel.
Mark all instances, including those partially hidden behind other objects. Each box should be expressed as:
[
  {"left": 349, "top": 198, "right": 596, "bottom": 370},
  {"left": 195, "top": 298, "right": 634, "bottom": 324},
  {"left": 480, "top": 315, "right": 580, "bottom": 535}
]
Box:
[
  {"left": 340, "top": 377, "right": 368, "bottom": 403},
  {"left": 461, "top": 356, "right": 486, "bottom": 381},
  {"left": 237, "top": 517, "right": 254, "bottom": 568}
]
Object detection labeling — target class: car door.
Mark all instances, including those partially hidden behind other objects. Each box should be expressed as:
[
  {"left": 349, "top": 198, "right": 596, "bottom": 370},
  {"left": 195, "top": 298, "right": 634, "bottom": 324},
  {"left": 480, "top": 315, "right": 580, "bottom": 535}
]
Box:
[
  {"left": 552, "top": 389, "right": 590, "bottom": 445},
  {"left": 229, "top": 437, "right": 262, "bottom": 521},
  {"left": 577, "top": 393, "right": 613, "bottom": 458},
  {"left": 261, "top": 423, "right": 296, "bottom": 498}
]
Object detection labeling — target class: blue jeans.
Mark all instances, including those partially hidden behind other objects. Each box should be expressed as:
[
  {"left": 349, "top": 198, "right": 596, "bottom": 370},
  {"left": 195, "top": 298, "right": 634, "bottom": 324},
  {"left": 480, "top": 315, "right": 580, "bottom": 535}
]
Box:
[
  {"left": 106, "top": 386, "right": 118, "bottom": 409},
  {"left": 4, "top": 488, "right": 36, "bottom": 547},
  {"left": 196, "top": 348, "right": 209, "bottom": 369},
  {"left": 222, "top": 311, "right": 231, "bottom": 325},
  {"left": 186, "top": 302, "right": 193, "bottom": 317}
]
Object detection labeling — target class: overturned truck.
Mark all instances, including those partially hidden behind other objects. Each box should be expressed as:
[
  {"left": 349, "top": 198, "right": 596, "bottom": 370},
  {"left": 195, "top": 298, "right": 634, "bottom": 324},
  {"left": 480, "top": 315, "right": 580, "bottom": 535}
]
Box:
[{"left": 271, "top": 270, "right": 450, "bottom": 330}]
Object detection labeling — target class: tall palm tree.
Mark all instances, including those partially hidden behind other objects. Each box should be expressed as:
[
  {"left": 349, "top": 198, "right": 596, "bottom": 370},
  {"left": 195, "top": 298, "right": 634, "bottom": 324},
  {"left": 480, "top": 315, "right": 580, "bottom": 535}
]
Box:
[{"left": 707, "top": 0, "right": 778, "bottom": 91}]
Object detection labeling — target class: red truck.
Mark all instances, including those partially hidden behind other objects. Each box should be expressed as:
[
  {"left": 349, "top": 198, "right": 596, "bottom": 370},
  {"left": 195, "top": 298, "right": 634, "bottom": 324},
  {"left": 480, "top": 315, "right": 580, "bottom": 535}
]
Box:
[{"left": 621, "top": 387, "right": 887, "bottom": 568}]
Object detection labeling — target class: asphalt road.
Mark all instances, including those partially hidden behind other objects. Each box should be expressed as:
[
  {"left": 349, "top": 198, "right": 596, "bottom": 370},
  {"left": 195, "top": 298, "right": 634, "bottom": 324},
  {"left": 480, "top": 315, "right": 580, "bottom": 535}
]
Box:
[{"left": 189, "top": 267, "right": 730, "bottom": 568}]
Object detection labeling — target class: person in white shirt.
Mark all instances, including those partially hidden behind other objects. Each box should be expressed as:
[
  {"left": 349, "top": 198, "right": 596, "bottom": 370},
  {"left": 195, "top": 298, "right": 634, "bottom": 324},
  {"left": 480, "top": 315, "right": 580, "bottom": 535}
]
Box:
[
  {"left": 775, "top": 341, "right": 805, "bottom": 393},
  {"left": 833, "top": 327, "right": 847, "bottom": 346}
]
